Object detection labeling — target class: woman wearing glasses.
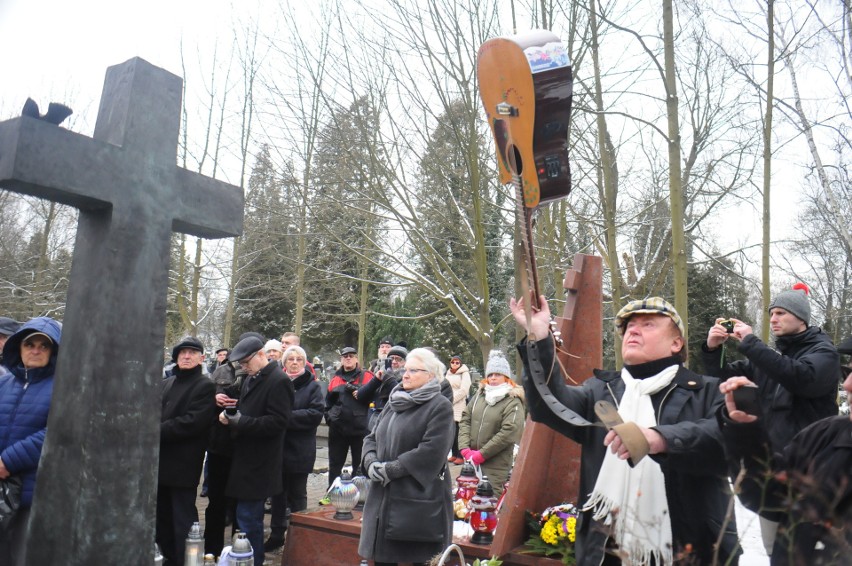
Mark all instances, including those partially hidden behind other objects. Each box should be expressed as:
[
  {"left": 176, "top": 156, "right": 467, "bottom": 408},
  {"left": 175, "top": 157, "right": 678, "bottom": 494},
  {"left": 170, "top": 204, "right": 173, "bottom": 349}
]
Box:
[{"left": 358, "top": 348, "right": 454, "bottom": 566}]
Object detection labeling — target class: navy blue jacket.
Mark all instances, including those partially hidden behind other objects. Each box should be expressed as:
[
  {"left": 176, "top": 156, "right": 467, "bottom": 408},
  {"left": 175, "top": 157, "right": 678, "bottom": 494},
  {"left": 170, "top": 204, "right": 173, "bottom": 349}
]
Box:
[{"left": 0, "top": 317, "right": 62, "bottom": 508}]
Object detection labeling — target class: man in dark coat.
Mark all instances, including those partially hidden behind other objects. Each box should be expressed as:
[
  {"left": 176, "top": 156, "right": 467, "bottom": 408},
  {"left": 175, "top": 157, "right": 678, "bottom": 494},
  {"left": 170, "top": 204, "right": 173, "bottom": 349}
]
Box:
[
  {"left": 0, "top": 317, "right": 61, "bottom": 565},
  {"left": 156, "top": 336, "right": 216, "bottom": 566},
  {"left": 512, "top": 295, "right": 740, "bottom": 566},
  {"left": 219, "top": 335, "right": 293, "bottom": 566},
  {"left": 323, "top": 347, "right": 373, "bottom": 493},
  {"left": 204, "top": 355, "right": 243, "bottom": 557},
  {"left": 719, "top": 368, "right": 852, "bottom": 565},
  {"left": 355, "top": 344, "right": 406, "bottom": 431},
  {"left": 264, "top": 345, "right": 324, "bottom": 551},
  {"left": 702, "top": 284, "right": 840, "bottom": 555}
]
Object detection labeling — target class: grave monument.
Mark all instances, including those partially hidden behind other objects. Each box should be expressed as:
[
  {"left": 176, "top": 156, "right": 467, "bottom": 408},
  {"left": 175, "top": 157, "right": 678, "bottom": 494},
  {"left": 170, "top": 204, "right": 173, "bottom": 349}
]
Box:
[{"left": 0, "top": 57, "right": 243, "bottom": 564}]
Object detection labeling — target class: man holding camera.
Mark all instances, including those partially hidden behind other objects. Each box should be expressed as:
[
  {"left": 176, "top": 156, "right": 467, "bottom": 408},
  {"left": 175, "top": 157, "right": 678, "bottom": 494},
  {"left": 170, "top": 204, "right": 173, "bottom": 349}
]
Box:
[
  {"left": 701, "top": 284, "right": 841, "bottom": 555},
  {"left": 322, "top": 347, "right": 373, "bottom": 495},
  {"left": 218, "top": 335, "right": 293, "bottom": 566}
]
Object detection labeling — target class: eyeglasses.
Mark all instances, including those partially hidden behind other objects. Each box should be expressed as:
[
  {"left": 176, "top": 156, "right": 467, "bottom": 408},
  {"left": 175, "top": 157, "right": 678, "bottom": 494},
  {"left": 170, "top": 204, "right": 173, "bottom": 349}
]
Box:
[
  {"left": 341, "top": 353, "right": 357, "bottom": 359},
  {"left": 403, "top": 368, "right": 430, "bottom": 376},
  {"left": 238, "top": 351, "right": 258, "bottom": 367},
  {"left": 450, "top": 360, "right": 461, "bottom": 365}
]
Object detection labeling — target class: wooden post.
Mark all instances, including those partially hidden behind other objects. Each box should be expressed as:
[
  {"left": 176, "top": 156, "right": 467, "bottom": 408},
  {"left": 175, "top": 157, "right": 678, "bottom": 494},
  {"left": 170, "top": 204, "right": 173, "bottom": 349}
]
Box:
[{"left": 490, "top": 253, "right": 602, "bottom": 558}]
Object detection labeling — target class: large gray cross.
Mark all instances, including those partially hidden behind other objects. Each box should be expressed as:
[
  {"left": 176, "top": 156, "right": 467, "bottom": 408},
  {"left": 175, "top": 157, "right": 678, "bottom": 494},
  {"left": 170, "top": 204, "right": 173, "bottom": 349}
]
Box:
[{"left": 0, "top": 57, "right": 243, "bottom": 564}]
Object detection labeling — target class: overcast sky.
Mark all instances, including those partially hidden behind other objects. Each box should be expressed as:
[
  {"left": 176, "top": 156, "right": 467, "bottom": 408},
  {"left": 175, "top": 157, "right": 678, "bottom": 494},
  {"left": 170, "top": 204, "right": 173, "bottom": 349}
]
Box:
[{"left": 0, "top": 0, "right": 243, "bottom": 122}]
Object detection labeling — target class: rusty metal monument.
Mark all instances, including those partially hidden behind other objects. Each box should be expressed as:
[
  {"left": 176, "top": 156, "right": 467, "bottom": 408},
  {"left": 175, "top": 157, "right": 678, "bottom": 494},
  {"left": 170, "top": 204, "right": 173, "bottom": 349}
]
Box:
[{"left": 0, "top": 57, "right": 243, "bottom": 564}]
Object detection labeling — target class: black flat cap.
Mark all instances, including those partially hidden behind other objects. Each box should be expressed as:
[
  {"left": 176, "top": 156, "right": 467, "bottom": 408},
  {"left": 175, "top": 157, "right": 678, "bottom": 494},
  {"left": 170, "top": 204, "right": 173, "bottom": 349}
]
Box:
[
  {"left": 172, "top": 336, "right": 204, "bottom": 361},
  {"left": 231, "top": 336, "right": 265, "bottom": 362},
  {"left": 340, "top": 346, "right": 357, "bottom": 356}
]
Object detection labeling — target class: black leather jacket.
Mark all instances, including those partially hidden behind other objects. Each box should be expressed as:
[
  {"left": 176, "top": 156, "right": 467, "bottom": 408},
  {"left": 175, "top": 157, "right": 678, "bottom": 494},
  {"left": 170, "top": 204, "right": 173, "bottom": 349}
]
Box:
[{"left": 520, "top": 335, "right": 739, "bottom": 566}]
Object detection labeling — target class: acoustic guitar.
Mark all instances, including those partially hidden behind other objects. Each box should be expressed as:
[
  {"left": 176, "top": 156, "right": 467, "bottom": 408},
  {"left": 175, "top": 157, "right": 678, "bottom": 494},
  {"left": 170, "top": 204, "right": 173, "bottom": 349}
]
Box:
[
  {"left": 477, "top": 29, "right": 573, "bottom": 305},
  {"left": 477, "top": 29, "right": 573, "bottom": 211},
  {"left": 478, "top": 31, "right": 594, "bottom": 431}
]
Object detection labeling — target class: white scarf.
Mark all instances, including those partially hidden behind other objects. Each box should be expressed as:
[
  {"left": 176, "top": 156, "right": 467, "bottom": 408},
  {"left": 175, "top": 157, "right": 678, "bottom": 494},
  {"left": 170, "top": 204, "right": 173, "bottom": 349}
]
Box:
[
  {"left": 583, "top": 364, "right": 679, "bottom": 566},
  {"left": 484, "top": 382, "right": 512, "bottom": 405}
]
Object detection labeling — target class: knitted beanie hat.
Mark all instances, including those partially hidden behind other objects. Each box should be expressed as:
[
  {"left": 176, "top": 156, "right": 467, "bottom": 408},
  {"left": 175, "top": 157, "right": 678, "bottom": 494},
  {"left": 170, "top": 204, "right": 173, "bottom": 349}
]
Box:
[
  {"left": 768, "top": 283, "right": 810, "bottom": 325},
  {"left": 484, "top": 350, "right": 512, "bottom": 380}
]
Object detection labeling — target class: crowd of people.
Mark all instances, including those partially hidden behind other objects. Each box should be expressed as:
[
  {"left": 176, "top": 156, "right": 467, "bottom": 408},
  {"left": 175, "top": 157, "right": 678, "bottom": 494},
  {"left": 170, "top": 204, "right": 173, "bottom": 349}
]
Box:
[{"left": 0, "top": 280, "right": 849, "bottom": 566}]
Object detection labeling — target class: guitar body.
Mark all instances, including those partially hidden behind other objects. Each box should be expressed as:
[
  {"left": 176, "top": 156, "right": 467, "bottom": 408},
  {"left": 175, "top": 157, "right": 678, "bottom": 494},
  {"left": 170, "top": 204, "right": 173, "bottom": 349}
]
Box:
[{"left": 477, "top": 29, "right": 573, "bottom": 208}]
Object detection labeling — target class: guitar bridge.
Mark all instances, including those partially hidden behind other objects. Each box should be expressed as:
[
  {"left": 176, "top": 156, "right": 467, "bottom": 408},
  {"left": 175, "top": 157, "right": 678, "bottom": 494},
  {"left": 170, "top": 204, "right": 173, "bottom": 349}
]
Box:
[{"left": 496, "top": 102, "right": 518, "bottom": 117}]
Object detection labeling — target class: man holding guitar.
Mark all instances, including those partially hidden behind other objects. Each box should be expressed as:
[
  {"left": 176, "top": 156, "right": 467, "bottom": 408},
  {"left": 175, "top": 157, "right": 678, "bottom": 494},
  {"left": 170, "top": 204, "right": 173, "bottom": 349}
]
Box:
[{"left": 512, "top": 295, "right": 739, "bottom": 566}]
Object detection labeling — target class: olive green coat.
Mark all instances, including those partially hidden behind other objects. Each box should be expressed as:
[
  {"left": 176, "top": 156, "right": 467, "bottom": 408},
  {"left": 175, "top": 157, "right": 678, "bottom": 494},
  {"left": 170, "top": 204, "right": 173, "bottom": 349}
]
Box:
[{"left": 458, "top": 385, "right": 525, "bottom": 495}]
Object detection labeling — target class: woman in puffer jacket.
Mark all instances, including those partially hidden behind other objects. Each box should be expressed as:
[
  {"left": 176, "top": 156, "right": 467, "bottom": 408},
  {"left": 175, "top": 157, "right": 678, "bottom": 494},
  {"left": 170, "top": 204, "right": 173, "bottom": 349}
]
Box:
[
  {"left": 0, "top": 316, "right": 62, "bottom": 563},
  {"left": 458, "top": 350, "right": 525, "bottom": 496}
]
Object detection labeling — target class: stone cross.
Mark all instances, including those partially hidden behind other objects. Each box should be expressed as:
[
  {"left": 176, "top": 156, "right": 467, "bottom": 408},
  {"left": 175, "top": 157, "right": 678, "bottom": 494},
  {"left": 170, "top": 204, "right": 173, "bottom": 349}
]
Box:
[{"left": 0, "top": 57, "right": 243, "bottom": 564}]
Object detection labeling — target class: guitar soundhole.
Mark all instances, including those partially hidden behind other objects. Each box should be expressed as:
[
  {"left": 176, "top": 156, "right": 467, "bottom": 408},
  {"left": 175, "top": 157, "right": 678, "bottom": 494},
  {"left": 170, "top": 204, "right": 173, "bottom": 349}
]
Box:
[{"left": 507, "top": 144, "right": 523, "bottom": 175}]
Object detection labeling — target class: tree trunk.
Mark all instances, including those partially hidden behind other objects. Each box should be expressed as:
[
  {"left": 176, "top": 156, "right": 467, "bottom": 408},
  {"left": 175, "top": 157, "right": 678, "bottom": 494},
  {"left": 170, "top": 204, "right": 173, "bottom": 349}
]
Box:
[
  {"left": 590, "top": 0, "right": 625, "bottom": 364},
  {"left": 32, "top": 202, "right": 56, "bottom": 317},
  {"left": 761, "top": 0, "right": 775, "bottom": 339},
  {"left": 223, "top": 237, "right": 240, "bottom": 348},
  {"left": 191, "top": 238, "right": 203, "bottom": 336},
  {"left": 663, "top": 0, "right": 688, "bottom": 347}
]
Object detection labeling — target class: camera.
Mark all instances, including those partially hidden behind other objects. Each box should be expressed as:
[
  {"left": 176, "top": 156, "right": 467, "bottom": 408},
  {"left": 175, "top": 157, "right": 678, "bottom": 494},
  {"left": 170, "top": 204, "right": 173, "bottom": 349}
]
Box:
[{"left": 720, "top": 319, "right": 735, "bottom": 334}]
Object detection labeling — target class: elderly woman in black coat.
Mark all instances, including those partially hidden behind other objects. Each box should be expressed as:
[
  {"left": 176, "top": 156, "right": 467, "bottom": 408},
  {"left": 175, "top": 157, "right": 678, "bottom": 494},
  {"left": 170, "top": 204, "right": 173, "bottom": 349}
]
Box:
[{"left": 358, "top": 347, "right": 455, "bottom": 566}]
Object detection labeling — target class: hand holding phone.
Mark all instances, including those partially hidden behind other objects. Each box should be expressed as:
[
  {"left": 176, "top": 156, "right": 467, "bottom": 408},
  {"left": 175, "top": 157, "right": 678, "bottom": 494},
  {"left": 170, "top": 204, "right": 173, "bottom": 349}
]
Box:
[{"left": 732, "top": 385, "right": 761, "bottom": 417}]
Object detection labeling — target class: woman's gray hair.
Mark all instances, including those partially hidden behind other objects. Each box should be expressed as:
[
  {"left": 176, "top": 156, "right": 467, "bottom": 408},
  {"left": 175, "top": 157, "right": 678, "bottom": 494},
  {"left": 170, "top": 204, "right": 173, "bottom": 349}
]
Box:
[
  {"left": 282, "top": 345, "right": 307, "bottom": 362},
  {"left": 406, "top": 347, "right": 446, "bottom": 381}
]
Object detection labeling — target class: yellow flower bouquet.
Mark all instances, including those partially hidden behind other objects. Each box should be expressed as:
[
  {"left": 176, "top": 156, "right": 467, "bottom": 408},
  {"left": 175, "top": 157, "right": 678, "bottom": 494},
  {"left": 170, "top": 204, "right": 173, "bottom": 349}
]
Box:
[{"left": 522, "top": 503, "right": 578, "bottom": 565}]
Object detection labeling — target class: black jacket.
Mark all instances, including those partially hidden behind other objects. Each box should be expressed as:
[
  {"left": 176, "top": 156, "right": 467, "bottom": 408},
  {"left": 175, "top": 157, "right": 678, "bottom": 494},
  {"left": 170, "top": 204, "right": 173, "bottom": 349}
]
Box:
[
  {"left": 356, "top": 369, "right": 401, "bottom": 431},
  {"left": 702, "top": 327, "right": 840, "bottom": 452},
  {"left": 720, "top": 411, "right": 852, "bottom": 565},
  {"left": 159, "top": 365, "right": 216, "bottom": 488},
  {"left": 207, "top": 361, "right": 244, "bottom": 456},
  {"left": 325, "top": 367, "right": 373, "bottom": 436},
  {"left": 283, "top": 369, "right": 324, "bottom": 473},
  {"left": 226, "top": 361, "right": 294, "bottom": 499},
  {"left": 520, "top": 336, "right": 739, "bottom": 566}
]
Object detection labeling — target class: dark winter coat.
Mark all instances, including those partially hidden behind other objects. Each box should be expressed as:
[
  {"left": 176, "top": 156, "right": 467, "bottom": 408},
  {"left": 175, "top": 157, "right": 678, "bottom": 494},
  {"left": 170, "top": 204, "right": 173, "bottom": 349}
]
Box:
[
  {"left": 358, "top": 383, "right": 454, "bottom": 563},
  {"left": 702, "top": 326, "right": 840, "bottom": 452},
  {"left": 520, "top": 336, "right": 740, "bottom": 566},
  {"left": 226, "top": 361, "right": 294, "bottom": 500},
  {"left": 720, "top": 411, "right": 852, "bottom": 565},
  {"left": 0, "top": 317, "right": 62, "bottom": 508},
  {"left": 282, "top": 369, "right": 324, "bottom": 474},
  {"left": 355, "top": 369, "right": 401, "bottom": 431},
  {"left": 159, "top": 364, "right": 216, "bottom": 488},
  {"left": 458, "top": 384, "right": 525, "bottom": 495},
  {"left": 207, "top": 362, "right": 244, "bottom": 457},
  {"left": 325, "top": 367, "right": 373, "bottom": 437}
]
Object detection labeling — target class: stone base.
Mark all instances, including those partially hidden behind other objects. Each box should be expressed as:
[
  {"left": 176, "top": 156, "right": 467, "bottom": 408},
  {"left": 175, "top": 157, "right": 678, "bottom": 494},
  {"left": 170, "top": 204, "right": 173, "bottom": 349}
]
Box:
[{"left": 282, "top": 508, "right": 564, "bottom": 565}]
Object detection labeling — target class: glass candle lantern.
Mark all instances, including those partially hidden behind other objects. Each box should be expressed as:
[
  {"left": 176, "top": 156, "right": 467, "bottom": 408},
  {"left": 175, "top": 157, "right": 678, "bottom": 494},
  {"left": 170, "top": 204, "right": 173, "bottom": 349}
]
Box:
[
  {"left": 469, "top": 475, "right": 499, "bottom": 545},
  {"left": 329, "top": 470, "right": 360, "bottom": 520},
  {"left": 454, "top": 461, "right": 480, "bottom": 520},
  {"left": 352, "top": 473, "right": 370, "bottom": 510},
  {"left": 184, "top": 521, "right": 203, "bottom": 566}
]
